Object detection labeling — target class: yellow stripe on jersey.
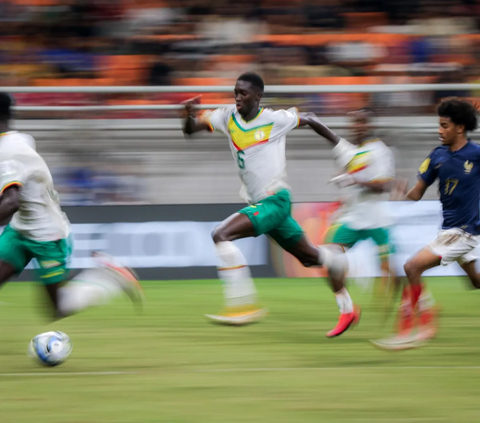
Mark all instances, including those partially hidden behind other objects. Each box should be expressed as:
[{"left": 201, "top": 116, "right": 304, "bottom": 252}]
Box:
[
  {"left": 347, "top": 150, "right": 371, "bottom": 174},
  {"left": 227, "top": 114, "right": 274, "bottom": 151}
]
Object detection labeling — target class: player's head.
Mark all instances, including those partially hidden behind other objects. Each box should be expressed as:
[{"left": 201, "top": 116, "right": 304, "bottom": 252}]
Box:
[
  {"left": 234, "top": 72, "right": 264, "bottom": 117},
  {"left": 0, "top": 92, "right": 13, "bottom": 124},
  {"left": 437, "top": 97, "right": 478, "bottom": 146},
  {"left": 348, "top": 108, "right": 374, "bottom": 144}
]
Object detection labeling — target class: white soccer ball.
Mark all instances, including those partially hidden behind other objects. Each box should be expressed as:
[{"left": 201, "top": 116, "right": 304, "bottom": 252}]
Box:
[{"left": 27, "top": 331, "right": 73, "bottom": 367}]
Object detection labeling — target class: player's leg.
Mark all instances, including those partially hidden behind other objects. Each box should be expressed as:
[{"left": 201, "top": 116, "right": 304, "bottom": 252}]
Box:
[
  {"left": 32, "top": 237, "right": 143, "bottom": 320},
  {"left": 371, "top": 247, "right": 441, "bottom": 350},
  {"left": 367, "top": 229, "right": 402, "bottom": 314},
  {"left": 269, "top": 218, "right": 358, "bottom": 337},
  {"left": 0, "top": 261, "right": 18, "bottom": 289},
  {"left": 459, "top": 259, "right": 480, "bottom": 289},
  {"left": 0, "top": 225, "right": 31, "bottom": 290},
  {"left": 320, "top": 223, "right": 361, "bottom": 337},
  {"left": 208, "top": 212, "right": 264, "bottom": 324}
]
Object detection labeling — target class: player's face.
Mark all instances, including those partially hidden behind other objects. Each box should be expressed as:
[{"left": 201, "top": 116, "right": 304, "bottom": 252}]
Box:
[
  {"left": 350, "top": 115, "right": 370, "bottom": 144},
  {"left": 234, "top": 80, "right": 261, "bottom": 117},
  {"left": 439, "top": 116, "right": 463, "bottom": 145}
]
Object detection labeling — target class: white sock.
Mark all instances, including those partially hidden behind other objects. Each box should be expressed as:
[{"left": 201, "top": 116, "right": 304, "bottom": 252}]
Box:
[
  {"left": 334, "top": 288, "right": 354, "bottom": 314},
  {"left": 317, "top": 245, "right": 348, "bottom": 277},
  {"left": 58, "top": 268, "right": 123, "bottom": 316},
  {"left": 216, "top": 241, "right": 257, "bottom": 308}
]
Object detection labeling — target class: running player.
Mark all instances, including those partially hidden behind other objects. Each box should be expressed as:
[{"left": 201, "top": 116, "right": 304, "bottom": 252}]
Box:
[
  {"left": 373, "top": 97, "right": 479, "bottom": 350},
  {"left": 0, "top": 92, "right": 143, "bottom": 320},
  {"left": 320, "top": 109, "right": 398, "bottom": 311},
  {"left": 182, "top": 72, "right": 359, "bottom": 337}
]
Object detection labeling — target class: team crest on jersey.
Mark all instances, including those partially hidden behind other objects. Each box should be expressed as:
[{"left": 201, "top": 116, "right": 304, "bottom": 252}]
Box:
[
  {"left": 464, "top": 160, "right": 473, "bottom": 174},
  {"left": 254, "top": 130, "right": 265, "bottom": 141}
]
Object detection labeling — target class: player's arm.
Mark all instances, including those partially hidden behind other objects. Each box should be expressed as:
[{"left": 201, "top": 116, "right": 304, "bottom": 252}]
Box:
[
  {"left": 356, "top": 179, "right": 394, "bottom": 193},
  {"left": 182, "top": 96, "right": 212, "bottom": 135},
  {"left": 390, "top": 179, "right": 428, "bottom": 201},
  {"left": 0, "top": 185, "right": 20, "bottom": 221},
  {"left": 298, "top": 113, "right": 342, "bottom": 145},
  {"left": 406, "top": 179, "right": 428, "bottom": 201}
]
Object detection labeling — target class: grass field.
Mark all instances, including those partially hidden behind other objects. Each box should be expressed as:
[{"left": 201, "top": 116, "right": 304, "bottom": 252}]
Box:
[{"left": 1, "top": 277, "right": 480, "bottom": 423}]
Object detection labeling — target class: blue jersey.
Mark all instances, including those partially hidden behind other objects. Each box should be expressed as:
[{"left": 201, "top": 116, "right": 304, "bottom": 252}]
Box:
[{"left": 418, "top": 141, "right": 480, "bottom": 235}]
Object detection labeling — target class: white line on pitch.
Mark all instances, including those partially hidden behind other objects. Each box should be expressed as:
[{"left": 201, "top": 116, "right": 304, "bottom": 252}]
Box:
[
  {"left": 194, "top": 366, "right": 480, "bottom": 373},
  {"left": 2, "top": 366, "right": 480, "bottom": 377},
  {"left": 0, "top": 371, "right": 138, "bottom": 377}
]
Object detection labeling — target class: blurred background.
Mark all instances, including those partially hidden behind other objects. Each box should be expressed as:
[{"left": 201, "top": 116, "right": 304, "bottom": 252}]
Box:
[{"left": 2, "top": 0, "right": 480, "bottom": 204}]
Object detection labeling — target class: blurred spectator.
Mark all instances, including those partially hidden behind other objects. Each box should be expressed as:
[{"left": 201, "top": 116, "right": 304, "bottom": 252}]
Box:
[
  {"left": 148, "top": 55, "right": 173, "bottom": 86},
  {"left": 303, "top": 0, "right": 344, "bottom": 30}
]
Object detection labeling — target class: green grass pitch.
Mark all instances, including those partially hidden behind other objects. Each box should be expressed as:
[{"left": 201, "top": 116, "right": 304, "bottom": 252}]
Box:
[{"left": 1, "top": 278, "right": 480, "bottom": 423}]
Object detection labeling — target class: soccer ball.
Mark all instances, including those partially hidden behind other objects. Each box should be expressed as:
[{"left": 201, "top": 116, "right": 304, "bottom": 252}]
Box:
[{"left": 27, "top": 331, "right": 73, "bottom": 367}]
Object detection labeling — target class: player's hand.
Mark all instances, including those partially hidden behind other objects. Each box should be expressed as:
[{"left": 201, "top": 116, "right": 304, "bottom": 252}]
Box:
[
  {"left": 390, "top": 178, "right": 408, "bottom": 201},
  {"left": 181, "top": 95, "right": 202, "bottom": 115},
  {"left": 329, "top": 173, "right": 356, "bottom": 188}
]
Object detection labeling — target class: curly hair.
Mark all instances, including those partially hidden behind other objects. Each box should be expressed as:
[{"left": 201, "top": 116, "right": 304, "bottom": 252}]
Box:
[{"left": 437, "top": 97, "right": 478, "bottom": 132}]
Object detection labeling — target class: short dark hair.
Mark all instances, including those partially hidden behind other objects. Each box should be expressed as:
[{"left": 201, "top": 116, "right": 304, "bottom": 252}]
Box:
[
  {"left": 0, "top": 92, "right": 13, "bottom": 122},
  {"left": 437, "top": 97, "right": 478, "bottom": 132},
  {"left": 237, "top": 72, "right": 264, "bottom": 92},
  {"left": 349, "top": 108, "right": 375, "bottom": 120}
]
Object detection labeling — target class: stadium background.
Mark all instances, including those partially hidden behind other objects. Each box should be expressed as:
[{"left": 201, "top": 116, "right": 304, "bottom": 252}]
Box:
[
  {"left": 3, "top": 0, "right": 480, "bottom": 280},
  {"left": 3, "top": 2, "right": 480, "bottom": 423}
]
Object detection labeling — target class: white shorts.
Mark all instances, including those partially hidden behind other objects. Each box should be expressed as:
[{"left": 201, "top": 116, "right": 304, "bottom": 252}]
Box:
[{"left": 428, "top": 228, "right": 479, "bottom": 266}]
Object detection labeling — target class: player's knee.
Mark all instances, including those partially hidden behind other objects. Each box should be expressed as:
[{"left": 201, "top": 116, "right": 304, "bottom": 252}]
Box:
[
  {"left": 212, "top": 226, "right": 230, "bottom": 244},
  {"left": 404, "top": 260, "right": 420, "bottom": 279},
  {"left": 300, "top": 256, "right": 316, "bottom": 267}
]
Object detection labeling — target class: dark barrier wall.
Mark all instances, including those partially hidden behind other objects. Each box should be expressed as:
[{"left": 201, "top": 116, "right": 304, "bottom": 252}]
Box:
[{"left": 17, "top": 204, "right": 275, "bottom": 282}]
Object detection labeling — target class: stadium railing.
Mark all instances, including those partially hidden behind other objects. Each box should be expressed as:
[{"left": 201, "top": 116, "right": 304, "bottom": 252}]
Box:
[{"left": 5, "top": 84, "right": 479, "bottom": 131}]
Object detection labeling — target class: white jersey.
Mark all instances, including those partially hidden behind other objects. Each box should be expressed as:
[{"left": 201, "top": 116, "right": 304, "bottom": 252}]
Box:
[
  {"left": 0, "top": 131, "right": 70, "bottom": 241},
  {"left": 203, "top": 105, "right": 299, "bottom": 203},
  {"left": 333, "top": 137, "right": 395, "bottom": 230}
]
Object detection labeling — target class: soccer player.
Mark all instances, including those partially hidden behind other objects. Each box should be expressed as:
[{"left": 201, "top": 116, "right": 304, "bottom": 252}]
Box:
[
  {"left": 182, "top": 72, "right": 360, "bottom": 337},
  {"left": 372, "top": 97, "right": 479, "bottom": 350},
  {"left": 0, "top": 92, "right": 143, "bottom": 321},
  {"left": 320, "top": 109, "right": 398, "bottom": 312}
]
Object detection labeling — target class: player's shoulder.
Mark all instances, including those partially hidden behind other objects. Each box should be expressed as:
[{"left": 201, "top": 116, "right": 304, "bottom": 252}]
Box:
[
  {"left": 217, "top": 104, "right": 236, "bottom": 117},
  {"left": 203, "top": 104, "right": 236, "bottom": 119},
  {"left": 466, "top": 141, "right": 480, "bottom": 158},
  {"left": 1, "top": 131, "right": 36, "bottom": 150},
  {"left": 261, "top": 107, "right": 299, "bottom": 126},
  {"left": 369, "top": 139, "right": 390, "bottom": 151},
  {"left": 429, "top": 145, "right": 448, "bottom": 161}
]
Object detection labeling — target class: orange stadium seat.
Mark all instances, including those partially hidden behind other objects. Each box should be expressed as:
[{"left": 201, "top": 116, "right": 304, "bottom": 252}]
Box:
[
  {"left": 255, "top": 33, "right": 410, "bottom": 47},
  {"left": 281, "top": 76, "right": 381, "bottom": 85},
  {"left": 344, "top": 13, "right": 387, "bottom": 30},
  {"left": 175, "top": 78, "right": 233, "bottom": 86},
  {"left": 101, "top": 55, "right": 151, "bottom": 85}
]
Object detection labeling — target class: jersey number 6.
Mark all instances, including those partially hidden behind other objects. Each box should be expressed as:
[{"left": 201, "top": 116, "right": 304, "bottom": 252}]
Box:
[{"left": 237, "top": 151, "right": 245, "bottom": 169}]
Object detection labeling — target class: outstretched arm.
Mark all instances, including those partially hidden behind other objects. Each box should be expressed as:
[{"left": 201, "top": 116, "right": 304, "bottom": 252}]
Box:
[
  {"left": 297, "top": 112, "right": 342, "bottom": 145},
  {"left": 357, "top": 179, "right": 394, "bottom": 193},
  {"left": 182, "top": 96, "right": 212, "bottom": 135},
  {"left": 390, "top": 179, "right": 428, "bottom": 201}
]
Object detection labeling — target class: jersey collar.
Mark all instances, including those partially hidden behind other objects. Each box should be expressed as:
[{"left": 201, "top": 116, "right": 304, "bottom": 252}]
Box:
[{"left": 239, "top": 107, "right": 264, "bottom": 124}]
